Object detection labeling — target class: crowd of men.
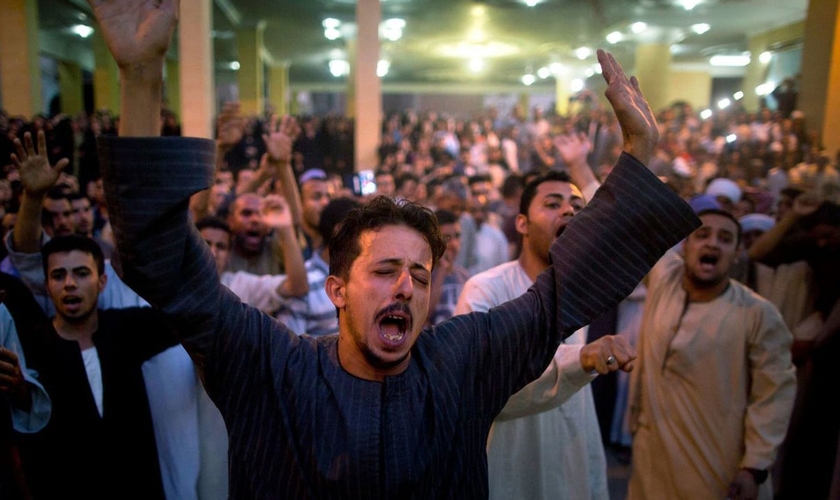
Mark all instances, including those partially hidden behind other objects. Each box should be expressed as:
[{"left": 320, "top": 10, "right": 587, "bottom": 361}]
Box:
[{"left": 1, "top": 1, "right": 839, "bottom": 499}]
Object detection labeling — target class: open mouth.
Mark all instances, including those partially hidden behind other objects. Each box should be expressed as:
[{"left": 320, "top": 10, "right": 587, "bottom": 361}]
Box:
[
  {"left": 555, "top": 224, "right": 568, "bottom": 239},
  {"left": 698, "top": 254, "right": 719, "bottom": 271},
  {"left": 376, "top": 305, "right": 412, "bottom": 345},
  {"left": 62, "top": 296, "right": 82, "bottom": 305}
]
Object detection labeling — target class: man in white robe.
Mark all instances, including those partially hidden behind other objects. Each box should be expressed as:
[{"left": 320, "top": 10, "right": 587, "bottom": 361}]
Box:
[{"left": 628, "top": 209, "right": 796, "bottom": 500}]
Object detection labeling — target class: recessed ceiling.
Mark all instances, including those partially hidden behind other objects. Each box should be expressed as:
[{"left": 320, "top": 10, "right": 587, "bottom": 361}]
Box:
[{"left": 38, "top": 0, "right": 809, "bottom": 89}]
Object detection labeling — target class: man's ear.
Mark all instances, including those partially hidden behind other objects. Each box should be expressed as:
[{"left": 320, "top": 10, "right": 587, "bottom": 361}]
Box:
[
  {"left": 98, "top": 271, "right": 108, "bottom": 293},
  {"left": 515, "top": 213, "right": 528, "bottom": 236},
  {"left": 325, "top": 275, "right": 346, "bottom": 308}
]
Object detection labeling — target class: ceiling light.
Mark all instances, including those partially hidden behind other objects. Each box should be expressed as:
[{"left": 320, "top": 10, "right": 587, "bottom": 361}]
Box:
[
  {"left": 229, "top": 61, "right": 240, "bottom": 71},
  {"left": 760, "top": 51, "right": 773, "bottom": 64},
  {"left": 575, "top": 47, "right": 592, "bottom": 60},
  {"left": 71, "top": 24, "right": 94, "bottom": 38},
  {"left": 322, "top": 18, "right": 341, "bottom": 29},
  {"left": 756, "top": 82, "right": 774, "bottom": 96},
  {"left": 525, "top": 0, "right": 539, "bottom": 6},
  {"left": 691, "top": 23, "right": 710, "bottom": 35},
  {"left": 549, "top": 62, "right": 565, "bottom": 75},
  {"left": 717, "top": 98, "right": 731, "bottom": 109},
  {"left": 584, "top": 68, "right": 595, "bottom": 77},
  {"left": 593, "top": 64, "right": 602, "bottom": 74},
  {"left": 537, "top": 67, "right": 551, "bottom": 79},
  {"left": 726, "top": 134, "right": 737, "bottom": 143},
  {"left": 681, "top": 0, "right": 700, "bottom": 10},
  {"left": 631, "top": 22, "right": 647, "bottom": 34},
  {"left": 709, "top": 55, "right": 750, "bottom": 67},
  {"left": 571, "top": 79, "right": 584, "bottom": 92},
  {"left": 381, "top": 18, "right": 405, "bottom": 41},
  {"left": 521, "top": 74, "right": 536, "bottom": 86},
  {"left": 329, "top": 60, "right": 349, "bottom": 77},
  {"left": 325, "top": 28, "right": 341, "bottom": 40},
  {"left": 377, "top": 60, "right": 390, "bottom": 77},
  {"left": 469, "top": 58, "right": 485, "bottom": 73},
  {"left": 700, "top": 109, "right": 713, "bottom": 120},
  {"left": 733, "top": 91, "right": 744, "bottom": 100},
  {"left": 606, "top": 31, "right": 623, "bottom": 44}
]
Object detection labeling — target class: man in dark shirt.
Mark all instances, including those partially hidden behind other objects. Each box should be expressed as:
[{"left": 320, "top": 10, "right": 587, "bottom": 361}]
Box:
[
  {"left": 87, "top": 1, "right": 699, "bottom": 497},
  {"left": 18, "top": 235, "right": 178, "bottom": 499}
]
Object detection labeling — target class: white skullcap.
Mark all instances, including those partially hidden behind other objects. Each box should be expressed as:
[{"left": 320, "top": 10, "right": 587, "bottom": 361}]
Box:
[
  {"left": 705, "top": 178, "right": 742, "bottom": 204},
  {"left": 739, "top": 213, "right": 775, "bottom": 233}
]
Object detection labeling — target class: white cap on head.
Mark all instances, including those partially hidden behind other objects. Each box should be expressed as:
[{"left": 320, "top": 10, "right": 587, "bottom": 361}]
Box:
[
  {"left": 739, "top": 213, "right": 775, "bottom": 233},
  {"left": 705, "top": 178, "right": 742, "bottom": 204}
]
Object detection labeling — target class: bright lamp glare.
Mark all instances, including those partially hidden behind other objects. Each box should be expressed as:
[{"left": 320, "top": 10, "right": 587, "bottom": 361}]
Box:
[
  {"left": 700, "top": 109, "right": 713, "bottom": 120},
  {"left": 377, "top": 60, "right": 390, "bottom": 77},
  {"left": 717, "top": 98, "right": 731, "bottom": 110},
  {"left": 537, "top": 67, "right": 551, "bottom": 79},
  {"left": 756, "top": 83, "right": 774, "bottom": 96},
  {"left": 571, "top": 79, "right": 584, "bottom": 92},
  {"left": 325, "top": 28, "right": 341, "bottom": 40},
  {"left": 709, "top": 55, "right": 750, "bottom": 67},
  {"left": 521, "top": 74, "right": 536, "bottom": 86},
  {"left": 726, "top": 134, "right": 737, "bottom": 143},
  {"left": 329, "top": 60, "right": 349, "bottom": 77},
  {"left": 606, "top": 31, "right": 622, "bottom": 44},
  {"left": 71, "top": 24, "right": 93, "bottom": 38},
  {"left": 733, "top": 91, "right": 744, "bottom": 100},
  {"left": 469, "top": 58, "right": 485, "bottom": 73},
  {"left": 631, "top": 22, "right": 647, "bottom": 34},
  {"left": 681, "top": 0, "right": 700, "bottom": 10},
  {"left": 691, "top": 23, "right": 710, "bottom": 35},
  {"left": 760, "top": 51, "right": 773, "bottom": 64},
  {"left": 322, "top": 18, "right": 341, "bottom": 29}
]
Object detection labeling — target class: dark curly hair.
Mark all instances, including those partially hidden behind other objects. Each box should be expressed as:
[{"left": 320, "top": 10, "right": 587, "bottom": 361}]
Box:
[{"left": 329, "top": 196, "right": 446, "bottom": 280}]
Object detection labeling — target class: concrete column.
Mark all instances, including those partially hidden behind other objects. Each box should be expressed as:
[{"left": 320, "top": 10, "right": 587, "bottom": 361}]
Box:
[
  {"left": 554, "top": 79, "right": 570, "bottom": 116},
  {"left": 92, "top": 30, "right": 120, "bottom": 113},
  {"left": 799, "top": 2, "right": 840, "bottom": 154},
  {"left": 178, "top": 0, "right": 213, "bottom": 138},
  {"left": 668, "top": 71, "right": 711, "bottom": 111},
  {"left": 353, "top": 0, "right": 382, "bottom": 172},
  {"left": 165, "top": 58, "right": 181, "bottom": 120},
  {"left": 58, "top": 61, "right": 83, "bottom": 116},
  {"left": 237, "top": 23, "right": 265, "bottom": 117},
  {"left": 0, "top": 0, "right": 41, "bottom": 116},
  {"left": 268, "top": 63, "right": 290, "bottom": 117},
  {"left": 634, "top": 43, "right": 672, "bottom": 113},
  {"left": 346, "top": 38, "right": 358, "bottom": 119}
]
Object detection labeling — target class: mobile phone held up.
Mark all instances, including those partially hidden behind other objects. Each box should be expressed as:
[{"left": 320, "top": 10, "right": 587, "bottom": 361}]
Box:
[{"left": 352, "top": 169, "right": 377, "bottom": 196}]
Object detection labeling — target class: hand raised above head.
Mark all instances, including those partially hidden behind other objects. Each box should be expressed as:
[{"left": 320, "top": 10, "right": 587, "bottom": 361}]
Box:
[
  {"left": 597, "top": 49, "right": 658, "bottom": 166},
  {"left": 12, "top": 131, "right": 69, "bottom": 197},
  {"left": 86, "top": 0, "right": 179, "bottom": 72},
  {"left": 261, "top": 194, "right": 293, "bottom": 230},
  {"left": 554, "top": 132, "right": 591, "bottom": 169},
  {"left": 262, "top": 115, "right": 300, "bottom": 164}
]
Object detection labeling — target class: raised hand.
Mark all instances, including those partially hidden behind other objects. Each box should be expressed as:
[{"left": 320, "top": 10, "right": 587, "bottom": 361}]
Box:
[
  {"left": 86, "top": 0, "right": 179, "bottom": 71},
  {"left": 12, "top": 131, "right": 69, "bottom": 196},
  {"left": 262, "top": 115, "right": 301, "bottom": 164},
  {"left": 597, "top": 49, "right": 658, "bottom": 166},
  {"left": 261, "top": 194, "right": 293, "bottom": 230},
  {"left": 217, "top": 102, "right": 245, "bottom": 152},
  {"left": 554, "top": 132, "right": 591, "bottom": 169}
]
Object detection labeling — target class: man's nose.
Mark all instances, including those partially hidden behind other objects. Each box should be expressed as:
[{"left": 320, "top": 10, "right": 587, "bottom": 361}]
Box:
[{"left": 393, "top": 269, "right": 414, "bottom": 300}]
